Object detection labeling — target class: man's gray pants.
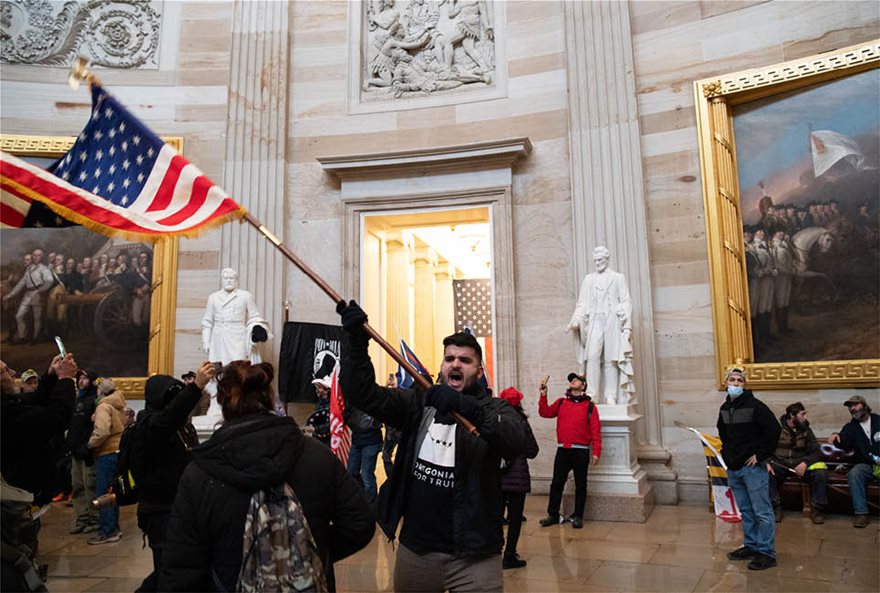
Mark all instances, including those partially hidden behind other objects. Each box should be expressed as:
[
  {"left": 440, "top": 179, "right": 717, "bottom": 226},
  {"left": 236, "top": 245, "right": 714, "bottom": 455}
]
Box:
[{"left": 393, "top": 543, "right": 502, "bottom": 592}]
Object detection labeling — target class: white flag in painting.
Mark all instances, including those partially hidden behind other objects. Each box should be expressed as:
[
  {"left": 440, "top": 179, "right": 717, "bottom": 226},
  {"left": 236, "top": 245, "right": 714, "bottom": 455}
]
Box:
[{"left": 810, "top": 130, "right": 874, "bottom": 178}]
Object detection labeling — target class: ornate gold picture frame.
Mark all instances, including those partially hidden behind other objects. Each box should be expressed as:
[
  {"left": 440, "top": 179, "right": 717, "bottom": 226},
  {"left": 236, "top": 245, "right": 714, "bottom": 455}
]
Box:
[
  {"left": 694, "top": 40, "right": 880, "bottom": 390},
  {"left": 1, "top": 133, "right": 180, "bottom": 397}
]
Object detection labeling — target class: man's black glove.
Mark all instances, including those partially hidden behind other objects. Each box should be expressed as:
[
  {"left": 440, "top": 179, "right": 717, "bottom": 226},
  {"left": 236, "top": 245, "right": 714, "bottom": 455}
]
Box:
[
  {"left": 251, "top": 325, "right": 268, "bottom": 343},
  {"left": 425, "top": 385, "right": 480, "bottom": 422},
  {"left": 336, "top": 299, "right": 368, "bottom": 334}
]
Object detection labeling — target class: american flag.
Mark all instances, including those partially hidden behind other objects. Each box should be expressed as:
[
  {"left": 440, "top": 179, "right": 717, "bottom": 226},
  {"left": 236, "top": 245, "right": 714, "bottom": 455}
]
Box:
[
  {"left": 454, "top": 279, "right": 494, "bottom": 390},
  {"left": 1, "top": 85, "right": 244, "bottom": 238},
  {"left": 396, "top": 338, "right": 431, "bottom": 389},
  {"left": 329, "top": 366, "right": 351, "bottom": 465},
  {"left": 453, "top": 279, "right": 492, "bottom": 337}
]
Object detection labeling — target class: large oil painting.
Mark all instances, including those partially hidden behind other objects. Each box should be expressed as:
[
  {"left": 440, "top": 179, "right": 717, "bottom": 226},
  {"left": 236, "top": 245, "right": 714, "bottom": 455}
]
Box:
[
  {"left": 695, "top": 40, "right": 879, "bottom": 389},
  {"left": 1, "top": 227, "right": 154, "bottom": 377},
  {"left": 734, "top": 68, "right": 879, "bottom": 364},
  {"left": 0, "top": 134, "right": 179, "bottom": 394}
]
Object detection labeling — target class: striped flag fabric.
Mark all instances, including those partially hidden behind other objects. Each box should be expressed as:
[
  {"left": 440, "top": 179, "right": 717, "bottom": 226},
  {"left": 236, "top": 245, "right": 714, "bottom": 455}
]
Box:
[
  {"left": 1, "top": 84, "right": 244, "bottom": 239},
  {"left": 328, "top": 366, "right": 351, "bottom": 465},
  {"left": 678, "top": 423, "right": 741, "bottom": 523},
  {"left": 396, "top": 338, "right": 431, "bottom": 389}
]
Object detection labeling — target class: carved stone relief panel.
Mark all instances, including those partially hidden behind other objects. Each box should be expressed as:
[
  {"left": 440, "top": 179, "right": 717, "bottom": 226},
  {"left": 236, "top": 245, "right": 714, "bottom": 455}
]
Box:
[
  {"left": 353, "top": 0, "right": 505, "bottom": 111},
  {"left": 1, "top": 0, "right": 162, "bottom": 69}
]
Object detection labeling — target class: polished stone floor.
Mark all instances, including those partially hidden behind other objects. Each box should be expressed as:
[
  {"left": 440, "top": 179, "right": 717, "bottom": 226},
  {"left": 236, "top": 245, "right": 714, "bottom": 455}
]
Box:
[{"left": 39, "top": 496, "right": 878, "bottom": 592}]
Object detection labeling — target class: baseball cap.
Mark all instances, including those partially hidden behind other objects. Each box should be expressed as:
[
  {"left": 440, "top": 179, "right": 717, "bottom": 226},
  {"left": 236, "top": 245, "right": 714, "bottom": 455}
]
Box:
[
  {"left": 311, "top": 376, "right": 332, "bottom": 390},
  {"left": 843, "top": 395, "right": 868, "bottom": 408},
  {"left": 20, "top": 369, "right": 38, "bottom": 383},
  {"left": 567, "top": 372, "right": 585, "bottom": 383}
]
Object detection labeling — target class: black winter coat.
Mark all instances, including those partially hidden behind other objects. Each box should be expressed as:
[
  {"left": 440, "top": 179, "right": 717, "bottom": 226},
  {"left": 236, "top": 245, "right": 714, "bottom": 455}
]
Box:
[
  {"left": 1, "top": 373, "right": 75, "bottom": 502},
  {"left": 159, "top": 413, "right": 374, "bottom": 592},
  {"left": 65, "top": 385, "right": 97, "bottom": 462},
  {"left": 501, "top": 409, "right": 539, "bottom": 494},
  {"left": 135, "top": 376, "right": 202, "bottom": 514},
  {"left": 717, "top": 389, "right": 781, "bottom": 471},
  {"left": 340, "top": 332, "right": 527, "bottom": 558},
  {"left": 837, "top": 412, "right": 880, "bottom": 465}
]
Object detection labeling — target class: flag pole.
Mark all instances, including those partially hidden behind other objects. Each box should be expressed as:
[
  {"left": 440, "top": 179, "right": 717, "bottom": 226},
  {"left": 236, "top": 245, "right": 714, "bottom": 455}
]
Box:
[
  {"left": 65, "top": 58, "right": 478, "bottom": 437},
  {"left": 241, "top": 212, "right": 479, "bottom": 436}
]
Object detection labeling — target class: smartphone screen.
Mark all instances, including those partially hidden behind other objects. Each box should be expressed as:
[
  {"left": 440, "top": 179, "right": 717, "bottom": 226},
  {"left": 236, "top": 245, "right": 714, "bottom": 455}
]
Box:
[{"left": 54, "top": 336, "right": 67, "bottom": 357}]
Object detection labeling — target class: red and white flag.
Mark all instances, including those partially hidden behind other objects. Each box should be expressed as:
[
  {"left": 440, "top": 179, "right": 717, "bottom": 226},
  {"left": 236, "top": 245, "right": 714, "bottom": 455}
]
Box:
[
  {"left": 329, "top": 366, "right": 351, "bottom": 466},
  {"left": 1, "top": 85, "right": 244, "bottom": 238}
]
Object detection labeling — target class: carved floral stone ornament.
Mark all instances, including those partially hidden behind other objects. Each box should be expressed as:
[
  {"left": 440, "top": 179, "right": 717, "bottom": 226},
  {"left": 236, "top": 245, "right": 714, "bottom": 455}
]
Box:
[
  {"left": 0, "top": 0, "right": 161, "bottom": 69},
  {"left": 361, "top": 0, "right": 496, "bottom": 102}
]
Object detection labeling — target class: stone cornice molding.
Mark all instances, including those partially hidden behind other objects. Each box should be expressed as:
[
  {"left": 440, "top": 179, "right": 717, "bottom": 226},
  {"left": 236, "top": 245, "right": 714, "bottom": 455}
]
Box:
[{"left": 317, "top": 137, "right": 532, "bottom": 180}]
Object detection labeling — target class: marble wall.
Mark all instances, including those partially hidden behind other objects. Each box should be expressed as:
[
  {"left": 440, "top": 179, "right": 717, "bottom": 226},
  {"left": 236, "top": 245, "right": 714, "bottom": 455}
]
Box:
[{"left": 630, "top": 0, "right": 880, "bottom": 499}]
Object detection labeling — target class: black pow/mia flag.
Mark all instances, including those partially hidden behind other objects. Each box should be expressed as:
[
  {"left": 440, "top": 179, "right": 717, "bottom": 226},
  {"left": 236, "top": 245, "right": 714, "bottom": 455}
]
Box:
[{"left": 278, "top": 321, "right": 344, "bottom": 403}]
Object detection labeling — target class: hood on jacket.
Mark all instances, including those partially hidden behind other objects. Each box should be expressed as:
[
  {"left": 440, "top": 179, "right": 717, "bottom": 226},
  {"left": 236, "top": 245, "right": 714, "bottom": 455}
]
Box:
[
  {"left": 192, "top": 413, "right": 305, "bottom": 492},
  {"left": 99, "top": 389, "right": 126, "bottom": 410},
  {"left": 144, "top": 374, "right": 185, "bottom": 412},
  {"left": 778, "top": 414, "right": 810, "bottom": 431}
]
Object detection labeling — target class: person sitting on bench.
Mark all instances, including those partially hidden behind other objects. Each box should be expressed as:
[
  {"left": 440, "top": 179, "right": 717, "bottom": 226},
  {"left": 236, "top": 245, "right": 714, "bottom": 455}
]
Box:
[
  {"left": 768, "top": 402, "right": 828, "bottom": 524},
  {"left": 829, "top": 395, "right": 879, "bottom": 529}
]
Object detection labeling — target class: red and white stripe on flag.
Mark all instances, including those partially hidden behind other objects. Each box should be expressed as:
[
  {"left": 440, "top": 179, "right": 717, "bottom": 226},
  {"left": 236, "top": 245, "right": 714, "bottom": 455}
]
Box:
[{"left": 329, "top": 366, "right": 351, "bottom": 466}]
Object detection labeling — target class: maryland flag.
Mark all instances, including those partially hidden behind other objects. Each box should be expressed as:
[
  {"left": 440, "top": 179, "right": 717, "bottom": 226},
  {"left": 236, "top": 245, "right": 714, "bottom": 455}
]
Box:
[{"left": 678, "top": 423, "right": 741, "bottom": 523}]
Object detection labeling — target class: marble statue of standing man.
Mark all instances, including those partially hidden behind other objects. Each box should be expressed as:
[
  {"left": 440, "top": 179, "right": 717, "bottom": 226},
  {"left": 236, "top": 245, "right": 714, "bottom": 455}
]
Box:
[
  {"left": 200, "top": 268, "right": 272, "bottom": 416},
  {"left": 566, "top": 246, "right": 636, "bottom": 405}
]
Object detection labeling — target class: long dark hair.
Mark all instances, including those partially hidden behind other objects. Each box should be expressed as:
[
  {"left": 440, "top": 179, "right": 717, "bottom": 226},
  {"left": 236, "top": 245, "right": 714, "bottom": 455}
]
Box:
[{"left": 216, "top": 361, "right": 275, "bottom": 420}]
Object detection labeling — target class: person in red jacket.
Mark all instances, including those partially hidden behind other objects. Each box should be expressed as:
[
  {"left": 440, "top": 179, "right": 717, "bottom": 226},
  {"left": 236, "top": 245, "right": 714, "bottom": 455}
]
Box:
[{"left": 538, "top": 372, "right": 601, "bottom": 529}]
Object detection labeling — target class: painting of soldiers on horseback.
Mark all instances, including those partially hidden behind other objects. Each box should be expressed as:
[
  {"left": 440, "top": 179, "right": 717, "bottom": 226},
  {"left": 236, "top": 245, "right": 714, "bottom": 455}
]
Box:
[{"left": 734, "top": 68, "right": 879, "bottom": 364}]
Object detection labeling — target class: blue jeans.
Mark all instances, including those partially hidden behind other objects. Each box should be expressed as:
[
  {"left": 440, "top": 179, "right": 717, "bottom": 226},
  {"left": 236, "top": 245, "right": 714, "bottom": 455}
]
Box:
[
  {"left": 347, "top": 441, "right": 381, "bottom": 503},
  {"left": 727, "top": 465, "right": 776, "bottom": 558},
  {"left": 848, "top": 463, "right": 876, "bottom": 515},
  {"left": 95, "top": 452, "right": 119, "bottom": 536}
]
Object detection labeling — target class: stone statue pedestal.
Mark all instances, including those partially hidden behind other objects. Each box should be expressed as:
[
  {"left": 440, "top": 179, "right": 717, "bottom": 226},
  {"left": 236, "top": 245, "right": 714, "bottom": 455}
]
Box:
[
  {"left": 562, "top": 403, "right": 654, "bottom": 523},
  {"left": 191, "top": 414, "right": 222, "bottom": 442}
]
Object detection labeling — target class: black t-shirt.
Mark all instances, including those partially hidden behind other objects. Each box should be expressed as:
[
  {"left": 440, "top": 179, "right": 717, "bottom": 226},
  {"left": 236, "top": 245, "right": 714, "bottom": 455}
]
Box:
[{"left": 400, "top": 418, "right": 456, "bottom": 554}]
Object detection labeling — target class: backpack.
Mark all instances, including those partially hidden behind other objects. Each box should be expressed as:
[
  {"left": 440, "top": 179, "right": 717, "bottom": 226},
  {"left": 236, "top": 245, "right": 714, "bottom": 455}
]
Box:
[
  {"left": 111, "top": 422, "right": 141, "bottom": 506},
  {"left": 236, "top": 483, "right": 328, "bottom": 593}
]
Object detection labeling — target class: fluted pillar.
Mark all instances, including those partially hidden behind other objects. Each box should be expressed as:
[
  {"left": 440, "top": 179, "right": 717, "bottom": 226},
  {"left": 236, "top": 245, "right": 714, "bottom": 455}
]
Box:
[
  {"left": 565, "top": 0, "right": 674, "bottom": 498},
  {"left": 385, "top": 231, "right": 411, "bottom": 369},
  {"left": 220, "top": 0, "right": 289, "bottom": 365},
  {"left": 435, "top": 260, "right": 455, "bottom": 345},
  {"left": 412, "top": 245, "right": 437, "bottom": 373}
]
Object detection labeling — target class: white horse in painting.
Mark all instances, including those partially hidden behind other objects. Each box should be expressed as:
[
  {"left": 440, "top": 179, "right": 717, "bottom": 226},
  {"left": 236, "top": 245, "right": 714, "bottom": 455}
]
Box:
[
  {"left": 791, "top": 226, "right": 836, "bottom": 299},
  {"left": 791, "top": 227, "right": 834, "bottom": 274}
]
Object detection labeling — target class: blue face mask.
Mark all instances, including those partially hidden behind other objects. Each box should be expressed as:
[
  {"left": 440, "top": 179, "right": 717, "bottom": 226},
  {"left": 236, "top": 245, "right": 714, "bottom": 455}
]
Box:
[{"left": 727, "top": 385, "right": 744, "bottom": 398}]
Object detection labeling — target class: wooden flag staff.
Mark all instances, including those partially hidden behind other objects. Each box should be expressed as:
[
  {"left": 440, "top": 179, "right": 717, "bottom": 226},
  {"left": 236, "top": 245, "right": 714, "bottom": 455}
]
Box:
[{"left": 68, "top": 57, "right": 478, "bottom": 436}]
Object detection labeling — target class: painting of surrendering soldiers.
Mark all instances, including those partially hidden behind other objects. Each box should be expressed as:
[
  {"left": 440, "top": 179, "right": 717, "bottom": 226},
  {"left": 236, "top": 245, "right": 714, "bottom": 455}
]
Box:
[{"left": 733, "top": 69, "right": 879, "bottom": 363}]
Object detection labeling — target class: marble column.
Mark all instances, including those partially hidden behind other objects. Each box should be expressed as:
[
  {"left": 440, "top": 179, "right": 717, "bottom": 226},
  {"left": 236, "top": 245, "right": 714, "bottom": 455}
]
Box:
[
  {"left": 220, "top": 0, "right": 289, "bottom": 364},
  {"left": 435, "top": 260, "right": 455, "bottom": 344},
  {"left": 385, "top": 231, "right": 412, "bottom": 370},
  {"left": 564, "top": 0, "right": 675, "bottom": 506},
  {"left": 412, "top": 245, "right": 437, "bottom": 373}
]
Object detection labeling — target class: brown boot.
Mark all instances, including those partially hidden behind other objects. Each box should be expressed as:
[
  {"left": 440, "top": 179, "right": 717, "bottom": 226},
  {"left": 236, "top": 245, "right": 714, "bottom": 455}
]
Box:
[
  {"left": 810, "top": 508, "right": 824, "bottom": 524},
  {"left": 853, "top": 514, "right": 869, "bottom": 528},
  {"left": 773, "top": 504, "right": 783, "bottom": 523}
]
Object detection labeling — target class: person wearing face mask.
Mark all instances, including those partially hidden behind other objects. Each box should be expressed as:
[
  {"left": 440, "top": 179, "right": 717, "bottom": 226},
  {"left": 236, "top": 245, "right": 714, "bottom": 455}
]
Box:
[
  {"left": 767, "top": 402, "right": 828, "bottom": 524},
  {"left": 829, "top": 395, "right": 880, "bottom": 528},
  {"left": 538, "top": 373, "right": 602, "bottom": 530},
  {"left": 717, "top": 367, "right": 781, "bottom": 571}
]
